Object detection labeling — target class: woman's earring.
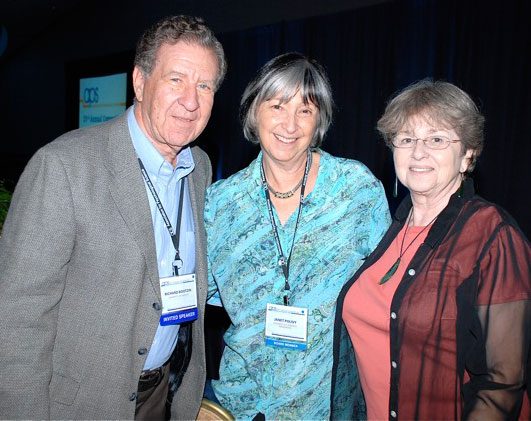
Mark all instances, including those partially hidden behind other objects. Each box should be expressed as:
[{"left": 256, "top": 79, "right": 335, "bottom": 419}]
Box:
[
  {"left": 393, "top": 175, "right": 398, "bottom": 198},
  {"left": 457, "top": 174, "right": 464, "bottom": 198}
]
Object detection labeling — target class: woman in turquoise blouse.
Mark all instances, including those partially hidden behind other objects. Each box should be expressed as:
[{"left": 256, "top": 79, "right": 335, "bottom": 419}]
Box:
[{"left": 205, "top": 52, "right": 390, "bottom": 420}]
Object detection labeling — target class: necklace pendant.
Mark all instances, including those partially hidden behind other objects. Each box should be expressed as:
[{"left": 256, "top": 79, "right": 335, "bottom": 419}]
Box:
[
  {"left": 267, "top": 180, "right": 301, "bottom": 199},
  {"left": 273, "top": 190, "right": 295, "bottom": 199},
  {"left": 379, "top": 257, "right": 401, "bottom": 285}
]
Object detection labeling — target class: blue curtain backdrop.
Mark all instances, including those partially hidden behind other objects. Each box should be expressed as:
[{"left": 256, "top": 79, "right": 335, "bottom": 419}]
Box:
[{"left": 197, "top": 0, "right": 531, "bottom": 237}]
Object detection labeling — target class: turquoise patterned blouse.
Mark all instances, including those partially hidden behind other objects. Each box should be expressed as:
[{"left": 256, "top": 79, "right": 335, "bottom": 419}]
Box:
[{"left": 205, "top": 150, "right": 390, "bottom": 420}]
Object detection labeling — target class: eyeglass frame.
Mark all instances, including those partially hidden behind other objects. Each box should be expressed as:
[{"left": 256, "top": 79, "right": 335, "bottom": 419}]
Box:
[{"left": 391, "top": 135, "right": 461, "bottom": 150}]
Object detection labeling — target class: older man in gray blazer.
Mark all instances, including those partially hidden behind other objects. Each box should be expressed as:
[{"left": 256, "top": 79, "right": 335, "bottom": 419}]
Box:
[{"left": 0, "top": 15, "right": 226, "bottom": 420}]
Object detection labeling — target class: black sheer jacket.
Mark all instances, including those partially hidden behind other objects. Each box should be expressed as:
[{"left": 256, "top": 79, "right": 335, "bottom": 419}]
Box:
[{"left": 331, "top": 179, "right": 531, "bottom": 420}]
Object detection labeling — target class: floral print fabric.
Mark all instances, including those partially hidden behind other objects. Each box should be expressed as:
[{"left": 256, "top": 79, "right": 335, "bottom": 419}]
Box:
[{"left": 205, "top": 150, "right": 390, "bottom": 420}]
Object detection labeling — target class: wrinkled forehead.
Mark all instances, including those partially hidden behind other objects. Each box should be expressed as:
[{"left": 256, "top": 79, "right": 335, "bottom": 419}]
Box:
[
  {"left": 153, "top": 40, "right": 218, "bottom": 73},
  {"left": 398, "top": 109, "right": 454, "bottom": 134}
]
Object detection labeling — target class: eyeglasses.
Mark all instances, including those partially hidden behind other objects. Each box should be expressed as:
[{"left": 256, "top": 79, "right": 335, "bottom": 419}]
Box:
[{"left": 392, "top": 135, "right": 460, "bottom": 150}]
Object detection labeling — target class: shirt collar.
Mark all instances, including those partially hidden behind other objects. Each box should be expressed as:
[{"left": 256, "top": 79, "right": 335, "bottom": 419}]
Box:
[
  {"left": 247, "top": 149, "right": 328, "bottom": 198},
  {"left": 127, "top": 106, "right": 195, "bottom": 179}
]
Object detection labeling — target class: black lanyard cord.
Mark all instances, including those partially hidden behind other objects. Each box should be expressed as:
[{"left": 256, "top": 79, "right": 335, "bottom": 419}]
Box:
[
  {"left": 138, "top": 158, "right": 185, "bottom": 276},
  {"left": 260, "top": 149, "right": 312, "bottom": 306}
]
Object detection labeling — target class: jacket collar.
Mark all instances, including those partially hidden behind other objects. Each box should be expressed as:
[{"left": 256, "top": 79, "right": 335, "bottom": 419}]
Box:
[
  {"left": 394, "top": 178, "right": 475, "bottom": 249},
  {"left": 103, "top": 110, "right": 161, "bottom": 300}
]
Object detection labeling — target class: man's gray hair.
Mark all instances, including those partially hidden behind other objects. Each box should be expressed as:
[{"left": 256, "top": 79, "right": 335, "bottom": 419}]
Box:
[
  {"left": 134, "top": 15, "right": 227, "bottom": 91},
  {"left": 240, "top": 52, "right": 333, "bottom": 148}
]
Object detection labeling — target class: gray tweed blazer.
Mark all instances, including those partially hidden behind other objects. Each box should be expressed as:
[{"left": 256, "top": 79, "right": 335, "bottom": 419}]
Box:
[{"left": 0, "top": 111, "right": 210, "bottom": 420}]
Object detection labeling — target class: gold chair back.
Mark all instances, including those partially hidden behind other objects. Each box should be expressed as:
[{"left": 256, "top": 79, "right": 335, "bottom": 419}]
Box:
[{"left": 197, "top": 398, "right": 235, "bottom": 421}]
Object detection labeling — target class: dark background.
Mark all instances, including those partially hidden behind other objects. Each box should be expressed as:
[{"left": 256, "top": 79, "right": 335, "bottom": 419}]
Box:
[{"left": 1, "top": 0, "right": 530, "bottom": 237}]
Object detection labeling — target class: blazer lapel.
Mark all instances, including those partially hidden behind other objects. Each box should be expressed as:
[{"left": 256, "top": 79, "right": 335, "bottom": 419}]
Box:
[
  {"left": 188, "top": 148, "right": 207, "bottom": 300},
  {"left": 104, "top": 112, "right": 161, "bottom": 301}
]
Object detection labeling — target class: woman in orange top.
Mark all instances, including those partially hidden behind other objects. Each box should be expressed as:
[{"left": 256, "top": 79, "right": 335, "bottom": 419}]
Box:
[{"left": 331, "top": 80, "right": 531, "bottom": 420}]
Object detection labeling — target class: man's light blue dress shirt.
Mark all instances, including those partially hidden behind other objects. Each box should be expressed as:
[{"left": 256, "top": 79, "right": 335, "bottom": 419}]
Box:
[{"left": 128, "top": 107, "right": 196, "bottom": 371}]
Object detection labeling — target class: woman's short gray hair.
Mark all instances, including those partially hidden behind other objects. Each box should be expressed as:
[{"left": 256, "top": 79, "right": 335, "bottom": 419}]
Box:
[
  {"left": 377, "top": 79, "right": 485, "bottom": 173},
  {"left": 134, "top": 15, "right": 227, "bottom": 91},
  {"left": 240, "top": 52, "right": 333, "bottom": 148}
]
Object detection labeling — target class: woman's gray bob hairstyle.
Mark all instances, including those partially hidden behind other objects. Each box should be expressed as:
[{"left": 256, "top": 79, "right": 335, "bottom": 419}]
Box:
[
  {"left": 377, "top": 79, "right": 485, "bottom": 173},
  {"left": 240, "top": 52, "right": 333, "bottom": 148}
]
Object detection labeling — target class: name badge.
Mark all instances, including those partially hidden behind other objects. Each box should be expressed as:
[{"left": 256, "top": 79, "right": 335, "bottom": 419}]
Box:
[
  {"left": 159, "top": 273, "right": 198, "bottom": 325},
  {"left": 265, "top": 303, "right": 308, "bottom": 350}
]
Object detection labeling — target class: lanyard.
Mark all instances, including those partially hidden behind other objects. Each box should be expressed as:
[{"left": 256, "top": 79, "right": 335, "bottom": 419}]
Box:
[
  {"left": 260, "top": 149, "right": 312, "bottom": 306},
  {"left": 138, "top": 158, "right": 185, "bottom": 276}
]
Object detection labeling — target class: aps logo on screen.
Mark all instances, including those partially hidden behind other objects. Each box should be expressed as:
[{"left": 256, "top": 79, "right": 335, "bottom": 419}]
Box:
[{"left": 82, "top": 87, "right": 99, "bottom": 105}]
